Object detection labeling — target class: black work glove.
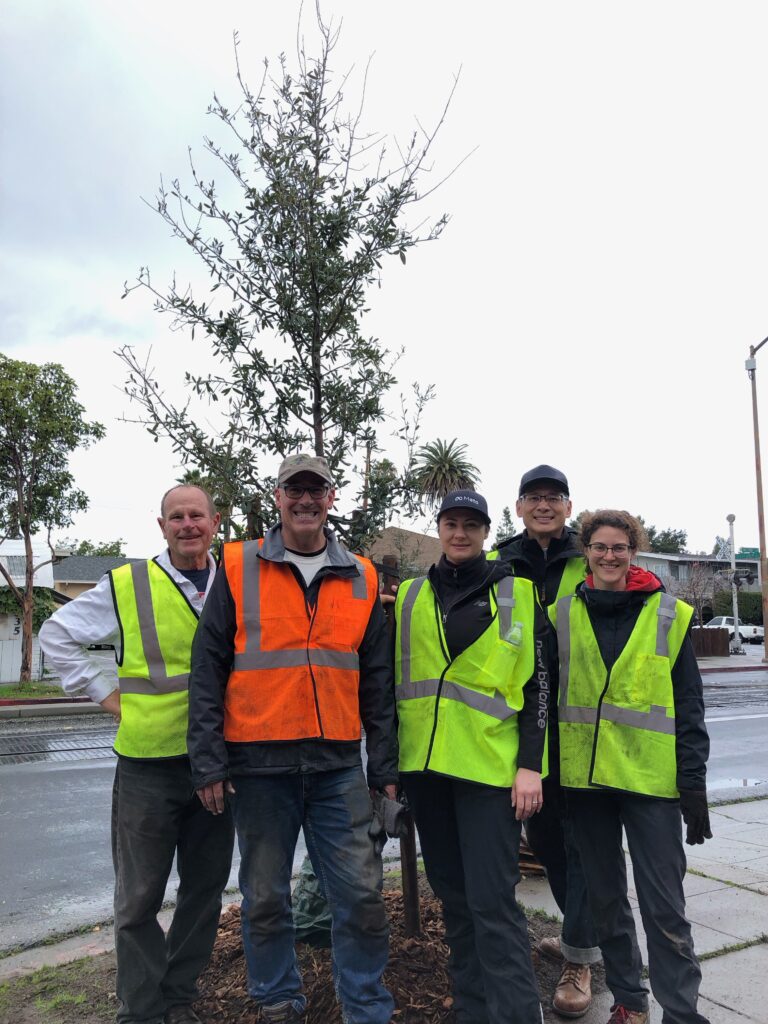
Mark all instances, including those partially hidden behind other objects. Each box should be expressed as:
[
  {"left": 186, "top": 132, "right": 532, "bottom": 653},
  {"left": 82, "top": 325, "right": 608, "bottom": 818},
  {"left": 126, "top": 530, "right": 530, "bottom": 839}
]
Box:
[{"left": 679, "top": 789, "right": 713, "bottom": 845}]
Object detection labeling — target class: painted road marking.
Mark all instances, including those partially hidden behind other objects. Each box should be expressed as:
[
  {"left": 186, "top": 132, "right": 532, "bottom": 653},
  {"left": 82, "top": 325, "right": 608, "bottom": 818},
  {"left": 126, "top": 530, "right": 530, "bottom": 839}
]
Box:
[{"left": 706, "top": 712, "right": 768, "bottom": 723}]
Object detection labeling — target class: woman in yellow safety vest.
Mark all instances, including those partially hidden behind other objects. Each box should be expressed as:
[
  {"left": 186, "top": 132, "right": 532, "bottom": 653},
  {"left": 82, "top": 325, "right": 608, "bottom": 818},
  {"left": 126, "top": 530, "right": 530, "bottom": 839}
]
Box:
[
  {"left": 394, "top": 489, "right": 550, "bottom": 1024},
  {"left": 553, "top": 509, "right": 711, "bottom": 1024}
]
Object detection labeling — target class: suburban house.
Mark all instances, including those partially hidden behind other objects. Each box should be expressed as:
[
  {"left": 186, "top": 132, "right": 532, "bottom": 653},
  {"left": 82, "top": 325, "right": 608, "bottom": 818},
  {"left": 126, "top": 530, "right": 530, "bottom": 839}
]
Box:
[
  {"left": 0, "top": 538, "right": 56, "bottom": 682},
  {"left": 0, "top": 543, "right": 138, "bottom": 683},
  {"left": 53, "top": 555, "right": 136, "bottom": 600},
  {"left": 365, "top": 526, "right": 443, "bottom": 581},
  {"left": 635, "top": 551, "right": 761, "bottom": 621}
]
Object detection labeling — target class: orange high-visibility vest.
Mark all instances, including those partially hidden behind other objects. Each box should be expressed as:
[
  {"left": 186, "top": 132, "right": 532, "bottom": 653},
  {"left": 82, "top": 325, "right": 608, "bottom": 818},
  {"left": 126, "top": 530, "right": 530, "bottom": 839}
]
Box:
[{"left": 222, "top": 539, "right": 377, "bottom": 742}]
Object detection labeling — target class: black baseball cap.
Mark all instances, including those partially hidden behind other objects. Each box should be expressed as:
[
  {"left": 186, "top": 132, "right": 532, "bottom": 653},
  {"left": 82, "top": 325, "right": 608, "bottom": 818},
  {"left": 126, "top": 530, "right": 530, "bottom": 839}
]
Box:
[
  {"left": 518, "top": 464, "right": 569, "bottom": 497},
  {"left": 437, "top": 489, "right": 491, "bottom": 525}
]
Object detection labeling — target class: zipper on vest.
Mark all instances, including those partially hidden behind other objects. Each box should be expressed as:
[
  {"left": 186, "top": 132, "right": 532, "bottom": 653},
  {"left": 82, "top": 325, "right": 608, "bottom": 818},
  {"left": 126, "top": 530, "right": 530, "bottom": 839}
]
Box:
[
  {"left": 305, "top": 601, "right": 325, "bottom": 739},
  {"left": 587, "top": 668, "right": 612, "bottom": 785}
]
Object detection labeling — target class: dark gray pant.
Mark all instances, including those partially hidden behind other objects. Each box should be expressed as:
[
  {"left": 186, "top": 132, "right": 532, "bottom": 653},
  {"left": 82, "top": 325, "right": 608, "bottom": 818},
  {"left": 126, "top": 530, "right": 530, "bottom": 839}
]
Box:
[
  {"left": 403, "top": 773, "right": 542, "bottom": 1024},
  {"left": 112, "top": 757, "right": 234, "bottom": 1024},
  {"left": 524, "top": 774, "right": 600, "bottom": 963},
  {"left": 568, "top": 790, "right": 709, "bottom": 1024}
]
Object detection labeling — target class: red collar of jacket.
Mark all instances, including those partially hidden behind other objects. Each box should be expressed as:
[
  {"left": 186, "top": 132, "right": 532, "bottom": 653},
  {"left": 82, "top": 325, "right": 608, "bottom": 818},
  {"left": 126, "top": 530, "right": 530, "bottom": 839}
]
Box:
[{"left": 584, "top": 564, "right": 661, "bottom": 593}]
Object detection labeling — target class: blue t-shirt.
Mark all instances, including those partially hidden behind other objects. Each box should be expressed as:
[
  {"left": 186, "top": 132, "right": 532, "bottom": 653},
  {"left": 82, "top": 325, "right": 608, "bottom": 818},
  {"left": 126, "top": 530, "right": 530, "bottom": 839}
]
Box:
[{"left": 178, "top": 566, "right": 211, "bottom": 597}]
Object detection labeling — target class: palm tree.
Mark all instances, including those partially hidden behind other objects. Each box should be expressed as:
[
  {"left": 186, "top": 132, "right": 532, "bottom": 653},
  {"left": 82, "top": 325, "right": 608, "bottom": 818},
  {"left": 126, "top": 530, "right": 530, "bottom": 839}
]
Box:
[{"left": 412, "top": 439, "right": 480, "bottom": 510}]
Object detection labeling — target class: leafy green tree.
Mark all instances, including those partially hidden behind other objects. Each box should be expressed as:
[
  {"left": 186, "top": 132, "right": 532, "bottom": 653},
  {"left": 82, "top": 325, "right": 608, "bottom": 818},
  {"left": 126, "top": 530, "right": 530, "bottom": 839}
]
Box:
[
  {"left": 571, "top": 512, "right": 685, "bottom": 554},
  {"left": 713, "top": 589, "right": 763, "bottom": 625},
  {"left": 0, "top": 587, "right": 56, "bottom": 633},
  {"left": 0, "top": 356, "right": 104, "bottom": 684},
  {"left": 119, "top": 16, "right": 457, "bottom": 547},
  {"left": 648, "top": 525, "right": 688, "bottom": 554},
  {"left": 411, "top": 439, "right": 480, "bottom": 511},
  {"left": 494, "top": 506, "right": 515, "bottom": 547},
  {"left": 66, "top": 539, "right": 126, "bottom": 557}
]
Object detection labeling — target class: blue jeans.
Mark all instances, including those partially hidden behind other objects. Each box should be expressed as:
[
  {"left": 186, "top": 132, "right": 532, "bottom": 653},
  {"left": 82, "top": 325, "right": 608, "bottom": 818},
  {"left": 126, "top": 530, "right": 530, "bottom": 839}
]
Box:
[{"left": 232, "top": 767, "right": 393, "bottom": 1024}]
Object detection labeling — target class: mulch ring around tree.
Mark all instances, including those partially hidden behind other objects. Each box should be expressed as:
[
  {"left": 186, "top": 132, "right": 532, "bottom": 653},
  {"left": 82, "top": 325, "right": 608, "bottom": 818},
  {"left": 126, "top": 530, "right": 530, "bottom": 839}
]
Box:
[{"left": 197, "top": 886, "right": 606, "bottom": 1023}]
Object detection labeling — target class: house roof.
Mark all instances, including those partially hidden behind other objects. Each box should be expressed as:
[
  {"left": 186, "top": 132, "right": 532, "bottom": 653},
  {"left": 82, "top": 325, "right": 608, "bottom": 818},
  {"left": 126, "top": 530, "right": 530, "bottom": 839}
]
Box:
[
  {"left": 53, "top": 555, "right": 139, "bottom": 583},
  {"left": 366, "top": 526, "right": 443, "bottom": 573}
]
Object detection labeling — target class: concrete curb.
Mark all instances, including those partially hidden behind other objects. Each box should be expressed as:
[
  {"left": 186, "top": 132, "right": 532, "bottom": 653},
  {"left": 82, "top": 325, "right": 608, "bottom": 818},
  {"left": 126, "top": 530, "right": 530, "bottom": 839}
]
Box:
[
  {"left": 699, "top": 662, "right": 768, "bottom": 674},
  {"left": 0, "top": 702, "right": 106, "bottom": 719}
]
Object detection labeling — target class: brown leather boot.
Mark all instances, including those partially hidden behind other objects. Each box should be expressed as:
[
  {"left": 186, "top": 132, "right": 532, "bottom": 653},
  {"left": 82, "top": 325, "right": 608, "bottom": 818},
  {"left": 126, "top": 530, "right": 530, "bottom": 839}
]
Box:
[
  {"left": 552, "top": 962, "right": 592, "bottom": 1018},
  {"left": 606, "top": 1005, "right": 649, "bottom": 1024}
]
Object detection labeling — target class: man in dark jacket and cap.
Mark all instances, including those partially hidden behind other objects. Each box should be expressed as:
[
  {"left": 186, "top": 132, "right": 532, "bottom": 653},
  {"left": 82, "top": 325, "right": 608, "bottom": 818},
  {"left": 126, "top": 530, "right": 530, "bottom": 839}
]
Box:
[{"left": 492, "top": 465, "right": 601, "bottom": 1018}]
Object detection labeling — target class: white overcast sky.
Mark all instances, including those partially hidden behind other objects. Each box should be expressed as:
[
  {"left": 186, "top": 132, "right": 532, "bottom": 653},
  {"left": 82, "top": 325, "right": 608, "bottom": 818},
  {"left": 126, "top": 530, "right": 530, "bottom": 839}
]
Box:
[{"left": 3, "top": 1, "right": 768, "bottom": 558}]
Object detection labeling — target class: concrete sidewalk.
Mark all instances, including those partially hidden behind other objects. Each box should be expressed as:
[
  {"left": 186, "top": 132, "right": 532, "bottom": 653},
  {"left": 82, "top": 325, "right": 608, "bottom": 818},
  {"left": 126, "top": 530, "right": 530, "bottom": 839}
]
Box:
[
  {"left": 516, "top": 795, "right": 768, "bottom": 1023},
  {"left": 1, "top": 799, "right": 766, "bottom": 1023}
]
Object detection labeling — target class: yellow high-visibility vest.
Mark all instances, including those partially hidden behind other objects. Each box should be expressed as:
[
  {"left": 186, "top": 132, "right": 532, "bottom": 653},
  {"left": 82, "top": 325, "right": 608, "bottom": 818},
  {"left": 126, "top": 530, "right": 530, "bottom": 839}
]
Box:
[
  {"left": 487, "top": 548, "right": 586, "bottom": 614},
  {"left": 395, "top": 574, "right": 541, "bottom": 787},
  {"left": 554, "top": 591, "right": 691, "bottom": 798},
  {"left": 110, "top": 560, "right": 198, "bottom": 758}
]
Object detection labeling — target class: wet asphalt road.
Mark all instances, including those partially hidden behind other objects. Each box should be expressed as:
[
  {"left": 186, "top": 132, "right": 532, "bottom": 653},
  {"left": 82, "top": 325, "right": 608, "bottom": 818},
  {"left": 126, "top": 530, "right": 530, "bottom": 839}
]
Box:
[{"left": 1, "top": 673, "right": 767, "bottom": 953}]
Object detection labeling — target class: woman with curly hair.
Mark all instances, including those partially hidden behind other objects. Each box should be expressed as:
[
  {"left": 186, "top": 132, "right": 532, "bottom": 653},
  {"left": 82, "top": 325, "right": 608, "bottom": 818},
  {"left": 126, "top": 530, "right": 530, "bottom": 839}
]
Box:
[{"left": 552, "top": 509, "right": 711, "bottom": 1024}]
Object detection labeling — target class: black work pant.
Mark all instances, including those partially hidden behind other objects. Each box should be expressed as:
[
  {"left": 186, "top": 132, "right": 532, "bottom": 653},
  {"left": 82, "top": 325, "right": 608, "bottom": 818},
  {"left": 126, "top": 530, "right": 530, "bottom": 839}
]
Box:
[
  {"left": 112, "top": 756, "right": 235, "bottom": 1024},
  {"left": 524, "top": 774, "right": 600, "bottom": 962},
  {"left": 403, "top": 773, "right": 542, "bottom": 1024},
  {"left": 568, "top": 790, "right": 709, "bottom": 1024}
]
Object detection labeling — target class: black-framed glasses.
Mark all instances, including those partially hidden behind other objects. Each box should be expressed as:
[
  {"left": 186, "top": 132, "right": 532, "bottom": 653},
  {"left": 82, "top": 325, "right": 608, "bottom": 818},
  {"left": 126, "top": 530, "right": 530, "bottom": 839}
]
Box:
[
  {"left": 585, "top": 542, "right": 631, "bottom": 556},
  {"left": 282, "top": 483, "right": 330, "bottom": 499},
  {"left": 521, "top": 493, "right": 567, "bottom": 506}
]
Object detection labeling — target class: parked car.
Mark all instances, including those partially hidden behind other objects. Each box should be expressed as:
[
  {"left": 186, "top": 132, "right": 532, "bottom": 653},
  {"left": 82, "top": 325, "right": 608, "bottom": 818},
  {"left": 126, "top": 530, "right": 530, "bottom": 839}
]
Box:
[{"left": 703, "top": 616, "right": 764, "bottom": 644}]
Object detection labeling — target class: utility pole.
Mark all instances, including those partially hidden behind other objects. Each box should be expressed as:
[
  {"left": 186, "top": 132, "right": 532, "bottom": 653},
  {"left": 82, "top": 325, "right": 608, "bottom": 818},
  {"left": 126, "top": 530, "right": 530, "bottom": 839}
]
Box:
[
  {"left": 746, "top": 336, "right": 768, "bottom": 662},
  {"left": 727, "top": 514, "right": 744, "bottom": 655}
]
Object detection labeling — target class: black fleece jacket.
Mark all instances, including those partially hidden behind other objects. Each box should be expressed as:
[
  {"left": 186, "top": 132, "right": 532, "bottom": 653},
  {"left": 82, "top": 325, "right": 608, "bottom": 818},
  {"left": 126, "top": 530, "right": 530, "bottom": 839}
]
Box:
[
  {"left": 495, "top": 526, "right": 583, "bottom": 607},
  {"left": 402, "top": 552, "right": 550, "bottom": 774},
  {"left": 576, "top": 581, "right": 709, "bottom": 792},
  {"left": 186, "top": 525, "right": 399, "bottom": 791},
  {"left": 495, "top": 527, "right": 584, "bottom": 741}
]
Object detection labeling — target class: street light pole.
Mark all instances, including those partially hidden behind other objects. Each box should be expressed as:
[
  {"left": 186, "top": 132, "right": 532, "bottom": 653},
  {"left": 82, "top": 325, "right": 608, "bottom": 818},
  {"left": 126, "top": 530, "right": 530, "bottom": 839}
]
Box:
[
  {"left": 726, "top": 514, "right": 744, "bottom": 655},
  {"left": 746, "top": 335, "right": 768, "bottom": 663}
]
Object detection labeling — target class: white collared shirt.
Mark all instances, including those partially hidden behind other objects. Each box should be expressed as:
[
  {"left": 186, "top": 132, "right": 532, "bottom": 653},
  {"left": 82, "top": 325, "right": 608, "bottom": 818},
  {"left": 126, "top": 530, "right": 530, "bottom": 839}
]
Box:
[{"left": 38, "top": 550, "right": 216, "bottom": 704}]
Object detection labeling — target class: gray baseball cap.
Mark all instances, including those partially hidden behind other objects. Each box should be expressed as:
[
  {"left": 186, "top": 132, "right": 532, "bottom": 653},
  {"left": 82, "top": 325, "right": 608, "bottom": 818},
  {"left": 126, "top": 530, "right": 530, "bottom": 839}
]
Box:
[{"left": 277, "top": 453, "right": 334, "bottom": 486}]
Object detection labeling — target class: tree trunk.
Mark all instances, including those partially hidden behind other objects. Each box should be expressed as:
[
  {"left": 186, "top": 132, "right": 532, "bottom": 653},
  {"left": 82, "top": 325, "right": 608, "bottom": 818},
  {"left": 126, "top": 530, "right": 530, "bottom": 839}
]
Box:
[{"left": 20, "top": 530, "right": 35, "bottom": 686}]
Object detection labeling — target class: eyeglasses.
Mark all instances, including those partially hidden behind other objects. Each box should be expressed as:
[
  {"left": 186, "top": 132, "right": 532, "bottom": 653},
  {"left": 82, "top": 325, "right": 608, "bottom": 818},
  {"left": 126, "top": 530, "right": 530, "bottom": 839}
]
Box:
[
  {"left": 282, "top": 484, "right": 330, "bottom": 499},
  {"left": 586, "top": 543, "right": 631, "bottom": 556},
  {"left": 521, "top": 493, "right": 567, "bottom": 506}
]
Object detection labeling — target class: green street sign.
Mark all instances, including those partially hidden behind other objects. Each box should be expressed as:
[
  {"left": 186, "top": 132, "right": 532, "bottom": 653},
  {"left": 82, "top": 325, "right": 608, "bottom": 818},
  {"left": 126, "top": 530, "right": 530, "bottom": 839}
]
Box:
[{"left": 736, "top": 547, "right": 760, "bottom": 559}]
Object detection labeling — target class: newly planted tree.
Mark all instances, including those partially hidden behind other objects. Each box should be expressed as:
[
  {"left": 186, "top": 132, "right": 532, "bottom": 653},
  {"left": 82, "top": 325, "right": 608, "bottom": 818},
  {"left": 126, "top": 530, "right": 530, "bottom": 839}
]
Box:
[
  {"left": 0, "top": 356, "right": 104, "bottom": 683},
  {"left": 120, "top": 13, "right": 462, "bottom": 545}
]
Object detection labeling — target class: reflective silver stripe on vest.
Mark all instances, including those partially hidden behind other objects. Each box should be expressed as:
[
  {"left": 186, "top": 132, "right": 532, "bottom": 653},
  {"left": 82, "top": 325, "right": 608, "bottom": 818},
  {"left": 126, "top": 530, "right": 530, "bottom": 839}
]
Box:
[
  {"left": 558, "top": 705, "right": 597, "bottom": 725},
  {"left": 234, "top": 649, "right": 359, "bottom": 670},
  {"left": 397, "top": 678, "right": 441, "bottom": 700},
  {"left": 605, "top": 702, "right": 675, "bottom": 734},
  {"left": 396, "top": 678, "right": 518, "bottom": 722},
  {"left": 556, "top": 594, "right": 575, "bottom": 711},
  {"left": 351, "top": 556, "right": 369, "bottom": 599},
  {"left": 241, "top": 540, "right": 263, "bottom": 650},
  {"left": 398, "top": 577, "right": 428, "bottom": 687},
  {"left": 119, "top": 674, "right": 190, "bottom": 696},
  {"left": 124, "top": 562, "right": 188, "bottom": 695},
  {"left": 655, "top": 593, "right": 678, "bottom": 657},
  {"left": 235, "top": 540, "right": 364, "bottom": 671},
  {"left": 496, "top": 576, "right": 515, "bottom": 640},
  {"left": 560, "top": 702, "right": 675, "bottom": 735},
  {"left": 556, "top": 593, "right": 675, "bottom": 735}
]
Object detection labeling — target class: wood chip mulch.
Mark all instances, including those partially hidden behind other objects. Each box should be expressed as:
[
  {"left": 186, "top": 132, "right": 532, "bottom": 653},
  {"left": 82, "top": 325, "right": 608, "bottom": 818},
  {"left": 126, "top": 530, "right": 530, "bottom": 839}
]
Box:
[{"left": 196, "top": 884, "right": 593, "bottom": 1024}]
